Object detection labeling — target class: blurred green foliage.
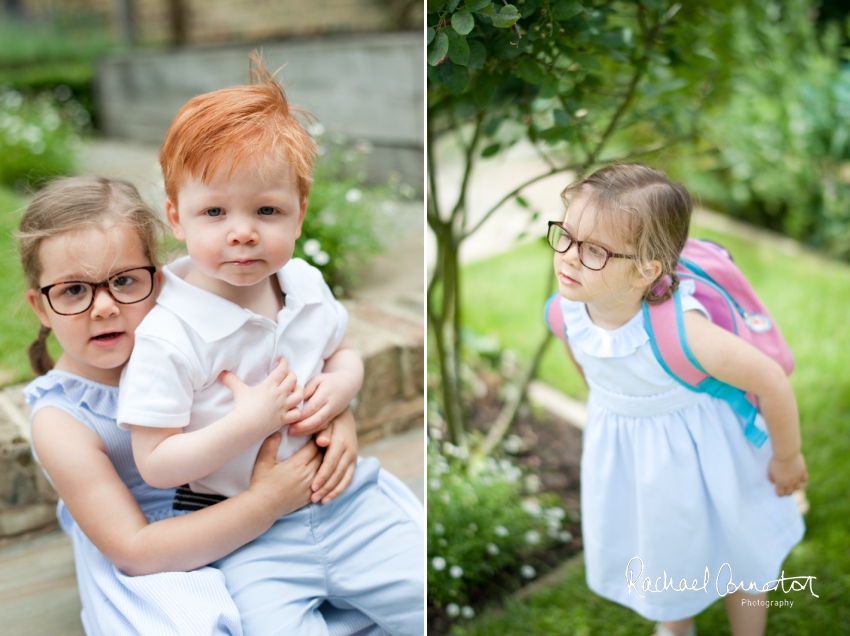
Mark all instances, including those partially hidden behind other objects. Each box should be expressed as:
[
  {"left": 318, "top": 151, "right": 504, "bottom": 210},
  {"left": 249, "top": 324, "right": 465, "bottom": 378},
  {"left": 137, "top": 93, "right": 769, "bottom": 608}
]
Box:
[
  {"left": 0, "top": 87, "right": 87, "bottom": 189},
  {"left": 0, "top": 10, "right": 119, "bottom": 129},
  {"left": 667, "top": 0, "right": 850, "bottom": 259}
]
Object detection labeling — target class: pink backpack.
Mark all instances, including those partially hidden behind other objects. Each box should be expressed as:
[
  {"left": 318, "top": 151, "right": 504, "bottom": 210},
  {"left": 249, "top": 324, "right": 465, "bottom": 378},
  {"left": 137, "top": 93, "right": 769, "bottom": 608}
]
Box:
[{"left": 545, "top": 238, "right": 794, "bottom": 447}]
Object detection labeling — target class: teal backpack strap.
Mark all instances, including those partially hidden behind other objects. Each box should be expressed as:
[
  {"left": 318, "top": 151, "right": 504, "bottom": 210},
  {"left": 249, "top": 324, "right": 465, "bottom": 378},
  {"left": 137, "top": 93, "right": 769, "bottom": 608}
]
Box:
[
  {"left": 644, "top": 291, "right": 769, "bottom": 448},
  {"left": 544, "top": 292, "right": 569, "bottom": 347}
]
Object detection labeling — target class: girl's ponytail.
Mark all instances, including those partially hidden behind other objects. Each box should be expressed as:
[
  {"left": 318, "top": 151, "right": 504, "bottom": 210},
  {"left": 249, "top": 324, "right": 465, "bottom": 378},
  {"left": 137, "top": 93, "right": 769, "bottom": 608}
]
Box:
[
  {"left": 28, "top": 326, "right": 54, "bottom": 376},
  {"left": 645, "top": 270, "right": 680, "bottom": 306}
]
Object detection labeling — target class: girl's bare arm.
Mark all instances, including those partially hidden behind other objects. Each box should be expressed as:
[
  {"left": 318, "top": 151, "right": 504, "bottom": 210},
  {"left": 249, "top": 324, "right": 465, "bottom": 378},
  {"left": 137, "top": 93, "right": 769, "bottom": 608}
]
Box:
[
  {"left": 32, "top": 407, "right": 320, "bottom": 576},
  {"left": 683, "top": 311, "right": 807, "bottom": 495}
]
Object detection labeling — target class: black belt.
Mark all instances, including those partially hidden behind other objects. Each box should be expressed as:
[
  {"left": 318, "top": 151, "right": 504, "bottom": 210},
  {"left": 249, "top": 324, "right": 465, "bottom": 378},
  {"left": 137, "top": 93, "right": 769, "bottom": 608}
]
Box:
[{"left": 173, "top": 485, "right": 228, "bottom": 511}]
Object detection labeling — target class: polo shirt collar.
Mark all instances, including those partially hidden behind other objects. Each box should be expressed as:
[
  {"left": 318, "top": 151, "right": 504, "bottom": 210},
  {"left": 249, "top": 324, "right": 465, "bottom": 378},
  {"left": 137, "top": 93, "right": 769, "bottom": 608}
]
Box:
[{"left": 157, "top": 256, "right": 325, "bottom": 343}]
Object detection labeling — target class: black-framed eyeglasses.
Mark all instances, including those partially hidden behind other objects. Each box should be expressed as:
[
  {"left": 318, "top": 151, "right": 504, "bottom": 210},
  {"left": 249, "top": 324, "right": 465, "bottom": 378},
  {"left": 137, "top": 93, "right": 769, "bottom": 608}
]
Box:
[
  {"left": 40, "top": 266, "right": 157, "bottom": 316},
  {"left": 547, "top": 221, "right": 636, "bottom": 271}
]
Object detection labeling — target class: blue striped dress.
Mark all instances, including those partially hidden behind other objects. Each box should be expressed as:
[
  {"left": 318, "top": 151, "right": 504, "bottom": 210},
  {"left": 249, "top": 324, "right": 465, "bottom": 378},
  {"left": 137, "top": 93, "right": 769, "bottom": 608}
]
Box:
[{"left": 25, "top": 370, "right": 416, "bottom": 636}]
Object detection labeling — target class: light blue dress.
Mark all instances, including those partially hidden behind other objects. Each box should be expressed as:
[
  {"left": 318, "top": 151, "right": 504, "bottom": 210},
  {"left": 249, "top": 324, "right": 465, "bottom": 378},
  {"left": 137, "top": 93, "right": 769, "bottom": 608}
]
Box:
[
  {"left": 25, "top": 370, "right": 421, "bottom": 636},
  {"left": 556, "top": 283, "right": 805, "bottom": 622}
]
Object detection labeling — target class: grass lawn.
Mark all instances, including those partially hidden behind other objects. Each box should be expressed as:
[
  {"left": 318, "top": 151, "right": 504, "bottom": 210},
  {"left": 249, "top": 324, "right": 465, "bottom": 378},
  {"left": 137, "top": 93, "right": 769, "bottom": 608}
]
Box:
[
  {"left": 455, "top": 224, "right": 850, "bottom": 634},
  {"left": 0, "top": 187, "right": 63, "bottom": 386}
]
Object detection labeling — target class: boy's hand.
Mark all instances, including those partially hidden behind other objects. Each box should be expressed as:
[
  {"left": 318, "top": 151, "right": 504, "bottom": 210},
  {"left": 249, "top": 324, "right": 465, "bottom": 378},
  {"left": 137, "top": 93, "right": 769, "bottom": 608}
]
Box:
[
  {"left": 310, "top": 408, "right": 359, "bottom": 504},
  {"left": 219, "top": 358, "right": 303, "bottom": 437},
  {"left": 768, "top": 451, "right": 808, "bottom": 497},
  {"left": 249, "top": 432, "right": 322, "bottom": 517},
  {"left": 287, "top": 371, "right": 359, "bottom": 437}
]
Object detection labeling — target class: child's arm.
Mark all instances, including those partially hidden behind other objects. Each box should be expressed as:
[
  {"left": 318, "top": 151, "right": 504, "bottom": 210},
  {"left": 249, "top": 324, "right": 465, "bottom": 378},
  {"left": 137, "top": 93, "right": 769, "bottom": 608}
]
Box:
[
  {"left": 310, "top": 408, "right": 359, "bottom": 504},
  {"left": 130, "top": 358, "right": 302, "bottom": 489},
  {"left": 288, "top": 340, "right": 364, "bottom": 437},
  {"left": 684, "top": 311, "right": 808, "bottom": 496},
  {"left": 32, "top": 407, "right": 320, "bottom": 576}
]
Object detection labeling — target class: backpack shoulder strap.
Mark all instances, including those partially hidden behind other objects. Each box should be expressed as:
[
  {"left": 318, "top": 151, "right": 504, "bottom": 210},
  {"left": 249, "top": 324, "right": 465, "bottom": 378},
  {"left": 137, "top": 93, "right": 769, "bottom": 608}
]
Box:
[
  {"left": 544, "top": 292, "right": 569, "bottom": 347},
  {"left": 644, "top": 290, "right": 769, "bottom": 447},
  {"left": 643, "top": 290, "right": 708, "bottom": 390}
]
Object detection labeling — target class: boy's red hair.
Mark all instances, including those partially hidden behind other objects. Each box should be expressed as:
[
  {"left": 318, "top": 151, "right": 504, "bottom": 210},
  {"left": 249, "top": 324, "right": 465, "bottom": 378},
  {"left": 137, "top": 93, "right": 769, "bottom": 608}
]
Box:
[{"left": 160, "top": 52, "right": 317, "bottom": 204}]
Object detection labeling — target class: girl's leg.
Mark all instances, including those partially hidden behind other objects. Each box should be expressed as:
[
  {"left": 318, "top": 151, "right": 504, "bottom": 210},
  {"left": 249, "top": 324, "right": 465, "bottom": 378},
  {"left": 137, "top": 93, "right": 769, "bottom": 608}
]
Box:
[
  {"left": 655, "top": 618, "right": 694, "bottom": 635},
  {"left": 725, "top": 591, "right": 767, "bottom": 636}
]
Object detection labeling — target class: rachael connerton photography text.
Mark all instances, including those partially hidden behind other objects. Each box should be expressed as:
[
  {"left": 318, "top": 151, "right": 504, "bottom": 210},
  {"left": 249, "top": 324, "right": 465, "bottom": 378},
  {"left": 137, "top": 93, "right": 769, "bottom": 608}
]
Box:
[{"left": 625, "top": 557, "right": 818, "bottom": 599}]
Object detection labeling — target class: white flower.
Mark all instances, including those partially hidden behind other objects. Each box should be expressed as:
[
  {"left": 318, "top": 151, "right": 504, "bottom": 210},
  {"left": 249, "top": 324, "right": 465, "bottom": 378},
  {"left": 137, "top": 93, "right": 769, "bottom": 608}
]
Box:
[
  {"left": 428, "top": 478, "right": 442, "bottom": 491},
  {"left": 461, "top": 606, "right": 475, "bottom": 619},
  {"left": 522, "top": 499, "right": 543, "bottom": 517},
  {"left": 525, "top": 530, "right": 541, "bottom": 545},
  {"left": 575, "top": 108, "right": 588, "bottom": 118},
  {"left": 486, "top": 542, "right": 499, "bottom": 555},
  {"left": 545, "top": 507, "right": 567, "bottom": 521},
  {"left": 345, "top": 188, "right": 362, "bottom": 203},
  {"left": 524, "top": 474, "right": 541, "bottom": 494},
  {"left": 494, "top": 525, "right": 509, "bottom": 538},
  {"left": 520, "top": 564, "right": 537, "bottom": 579},
  {"left": 502, "top": 434, "right": 522, "bottom": 454},
  {"left": 559, "top": 530, "right": 574, "bottom": 543},
  {"left": 433, "top": 523, "right": 445, "bottom": 536},
  {"left": 312, "top": 251, "right": 330, "bottom": 266},
  {"left": 303, "top": 238, "right": 321, "bottom": 256},
  {"left": 449, "top": 565, "right": 463, "bottom": 579},
  {"left": 431, "top": 556, "right": 446, "bottom": 571},
  {"left": 445, "top": 603, "right": 460, "bottom": 618},
  {"left": 429, "top": 427, "right": 443, "bottom": 441}
]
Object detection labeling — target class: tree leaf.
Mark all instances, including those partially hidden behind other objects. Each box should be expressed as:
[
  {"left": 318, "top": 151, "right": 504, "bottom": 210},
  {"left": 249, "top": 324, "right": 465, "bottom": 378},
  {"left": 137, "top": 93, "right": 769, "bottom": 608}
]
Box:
[
  {"left": 428, "top": 30, "right": 449, "bottom": 66},
  {"left": 468, "top": 39, "right": 488, "bottom": 70},
  {"left": 473, "top": 73, "right": 496, "bottom": 108},
  {"left": 438, "top": 61, "right": 470, "bottom": 94},
  {"left": 427, "top": 27, "right": 436, "bottom": 45},
  {"left": 516, "top": 195, "right": 529, "bottom": 208},
  {"left": 466, "top": 0, "right": 492, "bottom": 11},
  {"left": 554, "top": 109, "right": 572, "bottom": 127},
  {"left": 539, "top": 73, "right": 559, "bottom": 99},
  {"left": 552, "top": 0, "right": 583, "bottom": 21},
  {"left": 452, "top": 9, "right": 475, "bottom": 35},
  {"left": 492, "top": 4, "right": 521, "bottom": 29},
  {"left": 447, "top": 30, "right": 471, "bottom": 66},
  {"left": 448, "top": 0, "right": 461, "bottom": 11},
  {"left": 517, "top": 57, "right": 544, "bottom": 84},
  {"left": 427, "top": 0, "right": 447, "bottom": 13},
  {"left": 481, "top": 142, "right": 501, "bottom": 157}
]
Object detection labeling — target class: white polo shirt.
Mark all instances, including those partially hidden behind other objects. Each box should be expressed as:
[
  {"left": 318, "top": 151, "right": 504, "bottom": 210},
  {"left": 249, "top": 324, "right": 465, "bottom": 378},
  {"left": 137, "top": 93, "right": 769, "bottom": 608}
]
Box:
[{"left": 117, "top": 255, "right": 348, "bottom": 497}]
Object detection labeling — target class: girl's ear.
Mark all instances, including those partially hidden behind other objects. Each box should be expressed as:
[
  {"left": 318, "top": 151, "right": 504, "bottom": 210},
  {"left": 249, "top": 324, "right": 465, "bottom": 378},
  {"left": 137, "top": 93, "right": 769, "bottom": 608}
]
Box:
[
  {"left": 634, "top": 259, "right": 663, "bottom": 290},
  {"left": 25, "top": 289, "right": 52, "bottom": 329},
  {"left": 165, "top": 199, "right": 185, "bottom": 241}
]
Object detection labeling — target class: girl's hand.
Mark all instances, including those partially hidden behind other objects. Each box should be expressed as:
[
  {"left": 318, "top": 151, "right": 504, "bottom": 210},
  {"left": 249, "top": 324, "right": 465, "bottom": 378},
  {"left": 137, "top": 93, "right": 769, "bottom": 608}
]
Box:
[
  {"left": 288, "top": 371, "right": 359, "bottom": 437},
  {"left": 248, "top": 432, "right": 322, "bottom": 517},
  {"left": 768, "top": 452, "right": 808, "bottom": 497},
  {"left": 219, "top": 358, "right": 303, "bottom": 436},
  {"left": 310, "top": 408, "right": 358, "bottom": 504}
]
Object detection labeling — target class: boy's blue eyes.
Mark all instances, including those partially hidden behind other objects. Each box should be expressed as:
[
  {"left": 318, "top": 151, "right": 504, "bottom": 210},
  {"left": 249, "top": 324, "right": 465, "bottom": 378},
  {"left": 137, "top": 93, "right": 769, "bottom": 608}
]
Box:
[{"left": 203, "top": 207, "right": 277, "bottom": 216}]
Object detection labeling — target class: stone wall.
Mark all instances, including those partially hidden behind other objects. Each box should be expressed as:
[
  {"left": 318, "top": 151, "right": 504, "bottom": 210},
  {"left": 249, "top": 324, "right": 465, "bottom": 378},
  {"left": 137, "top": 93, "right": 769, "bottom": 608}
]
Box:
[
  {"left": 11, "top": 1, "right": 422, "bottom": 45},
  {"left": 96, "top": 33, "right": 423, "bottom": 186}
]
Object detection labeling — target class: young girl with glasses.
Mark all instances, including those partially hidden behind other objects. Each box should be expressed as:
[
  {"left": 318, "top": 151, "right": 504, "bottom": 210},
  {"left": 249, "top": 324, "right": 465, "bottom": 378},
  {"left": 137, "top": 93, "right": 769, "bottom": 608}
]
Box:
[
  {"left": 546, "top": 163, "right": 806, "bottom": 636},
  {"left": 18, "top": 175, "right": 420, "bottom": 635}
]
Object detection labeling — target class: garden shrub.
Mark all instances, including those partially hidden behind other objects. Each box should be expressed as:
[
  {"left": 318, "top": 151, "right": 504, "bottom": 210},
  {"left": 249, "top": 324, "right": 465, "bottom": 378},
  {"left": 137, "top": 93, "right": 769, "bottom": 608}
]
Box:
[
  {"left": 296, "top": 138, "right": 416, "bottom": 294},
  {"left": 0, "top": 87, "right": 87, "bottom": 189},
  {"left": 427, "top": 424, "right": 573, "bottom": 620},
  {"left": 668, "top": 0, "right": 850, "bottom": 259}
]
